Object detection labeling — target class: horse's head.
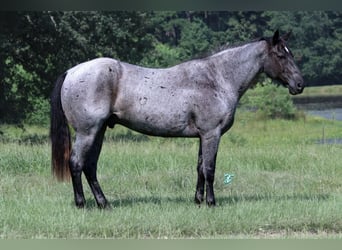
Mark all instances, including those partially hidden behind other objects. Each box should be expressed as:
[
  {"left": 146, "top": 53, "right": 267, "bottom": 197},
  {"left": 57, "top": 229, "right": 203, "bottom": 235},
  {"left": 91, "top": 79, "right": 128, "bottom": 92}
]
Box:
[{"left": 263, "top": 30, "right": 304, "bottom": 95}]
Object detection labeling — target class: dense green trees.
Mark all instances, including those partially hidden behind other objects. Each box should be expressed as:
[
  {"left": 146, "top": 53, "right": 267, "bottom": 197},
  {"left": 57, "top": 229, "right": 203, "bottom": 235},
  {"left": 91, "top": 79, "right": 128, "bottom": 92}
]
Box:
[
  {"left": 0, "top": 11, "right": 155, "bottom": 123},
  {"left": 263, "top": 11, "right": 342, "bottom": 85},
  {"left": 0, "top": 11, "right": 341, "bottom": 124}
]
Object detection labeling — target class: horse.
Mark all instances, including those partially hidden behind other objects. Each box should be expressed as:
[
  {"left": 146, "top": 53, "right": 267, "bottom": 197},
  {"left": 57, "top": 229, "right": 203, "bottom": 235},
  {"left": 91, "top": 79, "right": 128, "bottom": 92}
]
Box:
[{"left": 50, "top": 30, "right": 304, "bottom": 208}]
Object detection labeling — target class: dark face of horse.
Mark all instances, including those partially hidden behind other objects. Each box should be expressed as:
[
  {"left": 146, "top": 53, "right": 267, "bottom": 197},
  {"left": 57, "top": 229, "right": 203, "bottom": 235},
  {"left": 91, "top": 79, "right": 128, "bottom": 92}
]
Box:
[{"left": 263, "top": 30, "right": 304, "bottom": 95}]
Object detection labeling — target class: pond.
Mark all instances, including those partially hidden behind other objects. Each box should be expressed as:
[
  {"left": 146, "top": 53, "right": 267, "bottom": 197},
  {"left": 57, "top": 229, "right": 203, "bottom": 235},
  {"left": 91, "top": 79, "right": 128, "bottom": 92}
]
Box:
[
  {"left": 303, "top": 108, "right": 342, "bottom": 144},
  {"left": 306, "top": 108, "right": 342, "bottom": 121},
  {"left": 293, "top": 91, "right": 342, "bottom": 144}
]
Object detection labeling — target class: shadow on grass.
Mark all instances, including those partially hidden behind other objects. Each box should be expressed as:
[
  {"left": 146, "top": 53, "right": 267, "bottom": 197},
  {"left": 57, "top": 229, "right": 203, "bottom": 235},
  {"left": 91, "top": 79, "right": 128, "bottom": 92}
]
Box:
[
  {"left": 216, "top": 193, "right": 331, "bottom": 206},
  {"left": 0, "top": 133, "right": 49, "bottom": 145},
  {"left": 80, "top": 193, "right": 331, "bottom": 210},
  {"left": 80, "top": 196, "right": 191, "bottom": 210},
  {"left": 104, "top": 130, "right": 149, "bottom": 143}
]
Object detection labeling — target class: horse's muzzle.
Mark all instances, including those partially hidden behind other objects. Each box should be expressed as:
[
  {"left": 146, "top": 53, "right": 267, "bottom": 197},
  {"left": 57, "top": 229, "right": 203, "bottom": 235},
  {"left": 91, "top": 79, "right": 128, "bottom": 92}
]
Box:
[{"left": 288, "top": 78, "right": 304, "bottom": 95}]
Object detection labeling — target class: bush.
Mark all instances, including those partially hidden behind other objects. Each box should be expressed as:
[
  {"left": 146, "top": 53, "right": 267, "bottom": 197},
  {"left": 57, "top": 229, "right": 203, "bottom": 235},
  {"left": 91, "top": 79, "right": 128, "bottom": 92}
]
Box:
[
  {"left": 139, "top": 43, "right": 182, "bottom": 68},
  {"left": 240, "top": 79, "right": 299, "bottom": 119},
  {"left": 25, "top": 97, "right": 50, "bottom": 126}
]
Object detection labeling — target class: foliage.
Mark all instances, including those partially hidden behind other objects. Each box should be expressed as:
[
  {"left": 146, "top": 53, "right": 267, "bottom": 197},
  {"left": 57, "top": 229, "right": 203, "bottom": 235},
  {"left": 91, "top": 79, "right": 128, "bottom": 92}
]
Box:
[
  {"left": 139, "top": 43, "right": 182, "bottom": 68},
  {"left": 262, "top": 11, "right": 342, "bottom": 85},
  {"left": 25, "top": 97, "right": 50, "bottom": 126},
  {"left": 0, "top": 11, "right": 341, "bottom": 124},
  {"left": 0, "top": 11, "right": 155, "bottom": 123},
  {"left": 1, "top": 59, "right": 41, "bottom": 123},
  {"left": 240, "top": 79, "right": 298, "bottom": 119}
]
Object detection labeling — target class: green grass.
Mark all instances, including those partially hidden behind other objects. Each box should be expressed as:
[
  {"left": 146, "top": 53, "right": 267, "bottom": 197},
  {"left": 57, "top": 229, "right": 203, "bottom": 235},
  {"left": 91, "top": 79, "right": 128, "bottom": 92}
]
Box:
[
  {"left": 0, "top": 111, "right": 341, "bottom": 238},
  {"left": 299, "top": 84, "right": 342, "bottom": 97}
]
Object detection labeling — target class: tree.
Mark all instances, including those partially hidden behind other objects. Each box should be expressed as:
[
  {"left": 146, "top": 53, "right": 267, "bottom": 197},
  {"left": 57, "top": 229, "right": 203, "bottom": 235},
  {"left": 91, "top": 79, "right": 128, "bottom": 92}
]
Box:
[
  {"left": 263, "top": 11, "right": 342, "bottom": 85},
  {"left": 1, "top": 11, "right": 341, "bottom": 124},
  {"left": 0, "top": 11, "right": 155, "bottom": 123}
]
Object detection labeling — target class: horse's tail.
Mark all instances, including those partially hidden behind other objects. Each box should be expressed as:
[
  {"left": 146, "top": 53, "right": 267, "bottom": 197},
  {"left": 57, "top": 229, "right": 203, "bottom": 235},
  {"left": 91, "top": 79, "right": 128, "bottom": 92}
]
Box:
[{"left": 50, "top": 72, "right": 71, "bottom": 182}]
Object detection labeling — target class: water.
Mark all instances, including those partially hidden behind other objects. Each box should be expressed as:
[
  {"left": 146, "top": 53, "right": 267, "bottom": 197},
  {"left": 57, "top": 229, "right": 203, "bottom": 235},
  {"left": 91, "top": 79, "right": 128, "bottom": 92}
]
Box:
[
  {"left": 306, "top": 108, "right": 342, "bottom": 121},
  {"left": 304, "top": 108, "right": 342, "bottom": 144},
  {"left": 293, "top": 91, "right": 342, "bottom": 144}
]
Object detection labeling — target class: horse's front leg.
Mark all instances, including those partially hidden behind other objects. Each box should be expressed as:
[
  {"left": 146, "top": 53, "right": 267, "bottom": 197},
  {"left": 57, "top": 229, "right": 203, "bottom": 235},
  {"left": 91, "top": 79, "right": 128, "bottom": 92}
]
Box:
[
  {"left": 195, "top": 130, "right": 220, "bottom": 206},
  {"left": 194, "top": 142, "right": 204, "bottom": 205}
]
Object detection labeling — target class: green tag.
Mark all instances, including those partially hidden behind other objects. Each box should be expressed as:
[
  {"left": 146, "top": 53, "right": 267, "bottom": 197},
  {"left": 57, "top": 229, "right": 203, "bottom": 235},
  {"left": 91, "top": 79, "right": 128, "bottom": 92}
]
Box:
[{"left": 224, "top": 173, "right": 234, "bottom": 185}]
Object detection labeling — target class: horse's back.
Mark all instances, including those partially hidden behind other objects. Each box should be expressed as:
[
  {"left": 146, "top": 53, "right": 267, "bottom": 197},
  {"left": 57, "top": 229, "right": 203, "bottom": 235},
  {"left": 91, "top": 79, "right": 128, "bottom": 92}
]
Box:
[{"left": 67, "top": 57, "right": 119, "bottom": 75}]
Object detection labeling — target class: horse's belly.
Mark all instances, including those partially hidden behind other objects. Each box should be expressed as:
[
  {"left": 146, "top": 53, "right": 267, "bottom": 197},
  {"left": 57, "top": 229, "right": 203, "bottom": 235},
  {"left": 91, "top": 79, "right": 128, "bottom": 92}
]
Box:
[{"left": 115, "top": 110, "right": 198, "bottom": 137}]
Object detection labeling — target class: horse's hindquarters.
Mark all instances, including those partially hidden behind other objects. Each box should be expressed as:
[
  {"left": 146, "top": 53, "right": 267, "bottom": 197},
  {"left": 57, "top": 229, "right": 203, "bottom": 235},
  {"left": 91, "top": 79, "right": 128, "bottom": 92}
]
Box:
[{"left": 61, "top": 58, "right": 119, "bottom": 132}]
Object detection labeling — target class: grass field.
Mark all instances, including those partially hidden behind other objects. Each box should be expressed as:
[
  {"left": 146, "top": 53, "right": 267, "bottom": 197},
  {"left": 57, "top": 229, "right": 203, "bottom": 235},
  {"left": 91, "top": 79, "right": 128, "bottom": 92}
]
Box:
[
  {"left": 0, "top": 110, "right": 341, "bottom": 238},
  {"left": 292, "top": 84, "right": 342, "bottom": 113},
  {"left": 299, "top": 84, "right": 342, "bottom": 97}
]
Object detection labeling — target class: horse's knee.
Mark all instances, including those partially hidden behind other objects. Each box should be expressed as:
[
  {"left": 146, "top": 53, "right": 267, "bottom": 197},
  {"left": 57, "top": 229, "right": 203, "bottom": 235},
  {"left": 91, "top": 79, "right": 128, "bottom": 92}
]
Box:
[{"left": 69, "top": 154, "right": 83, "bottom": 175}]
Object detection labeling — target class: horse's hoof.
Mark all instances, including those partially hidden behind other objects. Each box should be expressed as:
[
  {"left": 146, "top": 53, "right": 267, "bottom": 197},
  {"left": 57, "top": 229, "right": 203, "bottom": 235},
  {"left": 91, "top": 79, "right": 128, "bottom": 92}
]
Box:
[
  {"left": 75, "top": 202, "right": 85, "bottom": 209},
  {"left": 97, "top": 200, "right": 111, "bottom": 210},
  {"left": 206, "top": 200, "right": 216, "bottom": 207},
  {"left": 194, "top": 193, "right": 204, "bottom": 205}
]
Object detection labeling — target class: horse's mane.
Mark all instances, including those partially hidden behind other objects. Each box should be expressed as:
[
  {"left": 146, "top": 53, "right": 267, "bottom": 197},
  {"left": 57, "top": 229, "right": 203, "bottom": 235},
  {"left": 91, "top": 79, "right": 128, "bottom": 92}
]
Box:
[
  {"left": 216, "top": 37, "right": 264, "bottom": 51},
  {"left": 194, "top": 36, "right": 268, "bottom": 60}
]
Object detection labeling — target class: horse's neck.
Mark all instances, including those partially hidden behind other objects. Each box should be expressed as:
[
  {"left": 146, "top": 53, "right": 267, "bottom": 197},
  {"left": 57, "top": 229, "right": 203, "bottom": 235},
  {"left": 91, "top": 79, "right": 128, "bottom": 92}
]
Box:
[{"left": 211, "top": 41, "right": 267, "bottom": 99}]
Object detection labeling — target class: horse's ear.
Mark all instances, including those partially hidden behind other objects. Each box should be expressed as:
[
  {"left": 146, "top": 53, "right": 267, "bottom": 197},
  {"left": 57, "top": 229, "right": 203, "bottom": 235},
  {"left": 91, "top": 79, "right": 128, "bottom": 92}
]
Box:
[
  {"left": 282, "top": 30, "right": 292, "bottom": 41},
  {"left": 272, "top": 30, "right": 280, "bottom": 45}
]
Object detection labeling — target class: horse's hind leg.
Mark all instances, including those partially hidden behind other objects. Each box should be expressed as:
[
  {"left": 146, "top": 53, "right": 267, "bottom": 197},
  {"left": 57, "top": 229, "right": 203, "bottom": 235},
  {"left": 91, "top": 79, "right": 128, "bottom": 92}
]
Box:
[
  {"left": 69, "top": 134, "right": 89, "bottom": 208},
  {"left": 82, "top": 124, "right": 109, "bottom": 208},
  {"left": 69, "top": 124, "right": 108, "bottom": 208}
]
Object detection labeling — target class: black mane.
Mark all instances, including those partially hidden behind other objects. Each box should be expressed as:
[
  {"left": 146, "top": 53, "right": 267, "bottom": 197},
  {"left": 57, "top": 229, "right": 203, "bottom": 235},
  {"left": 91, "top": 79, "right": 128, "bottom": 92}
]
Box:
[{"left": 194, "top": 37, "right": 268, "bottom": 60}]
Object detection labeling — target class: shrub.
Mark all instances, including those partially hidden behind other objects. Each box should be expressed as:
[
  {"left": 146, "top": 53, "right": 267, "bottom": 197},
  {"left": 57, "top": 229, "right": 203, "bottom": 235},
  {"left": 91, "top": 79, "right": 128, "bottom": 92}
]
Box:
[
  {"left": 240, "top": 79, "right": 299, "bottom": 119},
  {"left": 25, "top": 97, "right": 50, "bottom": 126}
]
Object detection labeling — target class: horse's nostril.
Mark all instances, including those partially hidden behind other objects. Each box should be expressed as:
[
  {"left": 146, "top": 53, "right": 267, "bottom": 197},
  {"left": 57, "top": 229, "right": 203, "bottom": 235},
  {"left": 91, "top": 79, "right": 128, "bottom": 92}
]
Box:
[{"left": 297, "top": 82, "right": 303, "bottom": 89}]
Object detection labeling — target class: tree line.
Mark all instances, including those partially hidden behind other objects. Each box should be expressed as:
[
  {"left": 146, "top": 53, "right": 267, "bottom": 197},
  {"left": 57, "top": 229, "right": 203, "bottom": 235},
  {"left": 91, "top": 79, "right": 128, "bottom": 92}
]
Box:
[{"left": 0, "top": 11, "right": 341, "bottom": 124}]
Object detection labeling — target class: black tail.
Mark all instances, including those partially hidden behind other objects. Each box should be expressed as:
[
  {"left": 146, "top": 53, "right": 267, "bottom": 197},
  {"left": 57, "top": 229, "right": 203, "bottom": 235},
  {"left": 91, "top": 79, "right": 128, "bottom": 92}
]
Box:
[{"left": 50, "top": 72, "right": 71, "bottom": 181}]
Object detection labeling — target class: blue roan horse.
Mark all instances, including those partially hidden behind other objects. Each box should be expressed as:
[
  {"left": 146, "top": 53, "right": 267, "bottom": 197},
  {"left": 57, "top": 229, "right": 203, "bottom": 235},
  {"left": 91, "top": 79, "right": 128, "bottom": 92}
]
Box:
[{"left": 51, "top": 30, "right": 304, "bottom": 208}]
